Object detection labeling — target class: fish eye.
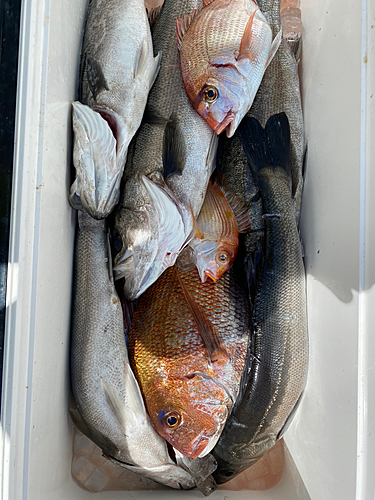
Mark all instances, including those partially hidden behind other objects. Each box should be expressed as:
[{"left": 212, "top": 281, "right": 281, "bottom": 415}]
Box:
[
  {"left": 216, "top": 252, "right": 229, "bottom": 265},
  {"left": 164, "top": 411, "right": 181, "bottom": 428},
  {"left": 203, "top": 86, "right": 219, "bottom": 104},
  {"left": 112, "top": 229, "right": 122, "bottom": 253}
]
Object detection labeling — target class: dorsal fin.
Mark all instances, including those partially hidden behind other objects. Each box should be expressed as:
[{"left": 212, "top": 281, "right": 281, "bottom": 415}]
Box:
[
  {"left": 176, "top": 268, "right": 228, "bottom": 361},
  {"left": 236, "top": 9, "right": 258, "bottom": 62},
  {"left": 215, "top": 174, "right": 251, "bottom": 233},
  {"left": 176, "top": 6, "right": 203, "bottom": 50},
  {"left": 146, "top": 5, "right": 162, "bottom": 25}
]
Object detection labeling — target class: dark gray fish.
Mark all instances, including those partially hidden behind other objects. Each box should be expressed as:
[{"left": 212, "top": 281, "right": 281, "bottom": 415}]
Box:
[
  {"left": 113, "top": 0, "right": 217, "bottom": 300},
  {"left": 212, "top": 113, "right": 308, "bottom": 483}
]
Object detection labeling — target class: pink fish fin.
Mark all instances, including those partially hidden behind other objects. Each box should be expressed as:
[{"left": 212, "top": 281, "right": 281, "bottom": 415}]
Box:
[
  {"left": 176, "top": 6, "right": 203, "bottom": 50},
  {"left": 265, "top": 28, "right": 282, "bottom": 70},
  {"left": 175, "top": 268, "right": 228, "bottom": 361},
  {"left": 236, "top": 9, "right": 258, "bottom": 62},
  {"left": 190, "top": 201, "right": 204, "bottom": 239},
  {"left": 146, "top": 5, "right": 162, "bottom": 26},
  {"left": 215, "top": 174, "right": 251, "bottom": 233},
  {"left": 202, "top": 0, "right": 215, "bottom": 6}
]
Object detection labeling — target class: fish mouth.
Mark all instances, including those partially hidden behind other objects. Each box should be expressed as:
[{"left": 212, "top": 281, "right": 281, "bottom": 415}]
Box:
[
  {"left": 204, "top": 270, "right": 218, "bottom": 283},
  {"left": 214, "top": 111, "right": 235, "bottom": 135}
]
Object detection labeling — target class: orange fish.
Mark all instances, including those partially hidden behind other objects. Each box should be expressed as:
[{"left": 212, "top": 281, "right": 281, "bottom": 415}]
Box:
[
  {"left": 128, "top": 264, "right": 250, "bottom": 459},
  {"left": 189, "top": 180, "right": 250, "bottom": 283},
  {"left": 176, "top": 0, "right": 281, "bottom": 137}
]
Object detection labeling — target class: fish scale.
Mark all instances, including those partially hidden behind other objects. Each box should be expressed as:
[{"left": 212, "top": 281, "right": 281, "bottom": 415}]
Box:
[{"left": 128, "top": 264, "right": 250, "bottom": 458}]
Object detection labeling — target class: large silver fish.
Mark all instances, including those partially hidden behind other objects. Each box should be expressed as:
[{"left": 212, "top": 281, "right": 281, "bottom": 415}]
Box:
[
  {"left": 212, "top": 114, "right": 308, "bottom": 483},
  {"left": 70, "top": 210, "right": 218, "bottom": 489},
  {"left": 70, "top": 0, "right": 161, "bottom": 219},
  {"left": 113, "top": 0, "right": 217, "bottom": 300}
]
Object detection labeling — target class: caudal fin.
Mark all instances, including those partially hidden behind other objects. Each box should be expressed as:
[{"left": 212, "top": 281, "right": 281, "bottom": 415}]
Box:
[
  {"left": 238, "top": 112, "right": 292, "bottom": 181},
  {"left": 70, "top": 102, "right": 122, "bottom": 219}
]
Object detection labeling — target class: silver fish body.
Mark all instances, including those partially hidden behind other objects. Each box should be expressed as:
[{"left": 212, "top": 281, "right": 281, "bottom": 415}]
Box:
[
  {"left": 212, "top": 114, "right": 308, "bottom": 483},
  {"left": 113, "top": 0, "right": 217, "bottom": 300},
  {"left": 70, "top": 211, "right": 205, "bottom": 489},
  {"left": 70, "top": 0, "right": 160, "bottom": 219}
]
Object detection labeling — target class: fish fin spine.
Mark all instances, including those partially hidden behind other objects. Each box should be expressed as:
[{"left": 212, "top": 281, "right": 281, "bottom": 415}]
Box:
[
  {"left": 265, "top": 28, "right": 282, "bottom": 70},
  {"left": 190, "top": 202, "right": 204, "bottom": 239},
  {"left": 236, "top": 9, "right": 258, "bottom": 62},
  {"left": 215, "top": 174, "right": 251, "bottom": 233},
  {"left": 176, "top": 7, "right": 202, "bottom": 50}
]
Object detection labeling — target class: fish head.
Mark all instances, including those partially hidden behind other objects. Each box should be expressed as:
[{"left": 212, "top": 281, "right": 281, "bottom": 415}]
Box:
[
  {"left": 191, "top": 239, "right": 238, "bottom": 283},
  {"left": 188, "top": 65, "right": 250, "bottom": 138},
  {"left": 148, "top": 372, "right": 232, "bottom": 459},
  {"left": 113, "top": 176, "right": 187, "bottom": 299}
]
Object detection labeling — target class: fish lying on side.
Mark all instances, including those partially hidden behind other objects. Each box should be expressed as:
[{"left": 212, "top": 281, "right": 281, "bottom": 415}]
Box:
[
  {"left": 69, "top": 153, "right": 215, "bottom": 489},
  {"left": 176, "top": 0, "right": 281, "bottom": 137},
  {"left": 113, "top": 0, "right": 217, "bottom": 300},
  {"left": 212, "top": 113, "right": 308, "bottom": 483},
  {"left": 70, "top": 0, "right": 161, "bottom": 219},
  {"left": 128, "top": 262, "right": 250, "bottom": 459},
  {"left": 189, "top": 180, "right": 250, "bottom": 283}
]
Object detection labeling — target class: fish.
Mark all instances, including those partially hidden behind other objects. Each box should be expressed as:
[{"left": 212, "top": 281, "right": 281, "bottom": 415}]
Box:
[
  {"left": 189, "top": 180, "right": 250, "bottom": 283},
  {"left": 69, "top": 0, "right": 161, "bottom": 218},
  {"left": 112, "top": 0, "right": 218, "bottom": 300},
  {"left": 247, "top": 0, "right": 305, "bottom": 224},
  {"left": 128, "top": 262, "right": 250, "bottom": 459},
  {"left": 70, "top": 210, "right": 212, "bottom": 489},
  {"left": 176, "top": 0, "right": 281, "bottom": 138},
  {"left": 211, "top": 113, "right": 308, "bottom": 483}
]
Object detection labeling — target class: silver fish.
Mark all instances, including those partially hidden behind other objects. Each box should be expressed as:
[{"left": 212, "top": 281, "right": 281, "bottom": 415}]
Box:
[
  {"left": 70, "top": 210, "right": 212, "bottom": 489},
  {"left": 70, "top": 0, "right": 161, "bottom": 219},
  {"left": 113, "top": 0, "right": 217, "bottom": 300},
  {"left": 212, "top": 113, "right": 308, "bottom": 483}
]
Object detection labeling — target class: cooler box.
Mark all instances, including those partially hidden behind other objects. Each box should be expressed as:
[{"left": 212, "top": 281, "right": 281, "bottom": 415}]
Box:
[{"left": 1, "top": 0, "right": 374, "bottom": 498}]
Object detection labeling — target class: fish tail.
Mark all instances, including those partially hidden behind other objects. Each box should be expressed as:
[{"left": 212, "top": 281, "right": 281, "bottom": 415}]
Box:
[
  {"left": 238, "top": 112, "right": 292, "bottom": 184},
  {"left": 70, "top": 101, "right": 120, "bottom": 219}
]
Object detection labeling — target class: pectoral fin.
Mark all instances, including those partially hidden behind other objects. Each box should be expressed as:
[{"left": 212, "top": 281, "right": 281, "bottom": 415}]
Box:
[
  {"left": 265, "top": 28, "right": 282, "bottom": 70},
  {"left": 101, "top": 379, "right": 127, "bottom": 435},
  {"left": 176, "top": 269, "right": 228, "bottom": 361},
  {"left": 86, "top": 57, "right": 109, "bottom": 101}
]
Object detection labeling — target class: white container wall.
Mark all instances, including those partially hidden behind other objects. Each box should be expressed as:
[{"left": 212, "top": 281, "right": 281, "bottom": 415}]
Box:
[{"left": 1, "top": 0, "right": 374, "bottom": 498}]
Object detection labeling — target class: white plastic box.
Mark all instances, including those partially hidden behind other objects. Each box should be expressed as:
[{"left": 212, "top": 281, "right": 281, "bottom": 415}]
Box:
[{"left": 1, "top": 0, "right": 374, "bottom": 499}]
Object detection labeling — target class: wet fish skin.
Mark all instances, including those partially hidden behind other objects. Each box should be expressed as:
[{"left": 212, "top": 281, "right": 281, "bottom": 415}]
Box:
[
  {"left": 189, "top": 180, "right": 250, "bottom": 283},
  {"left": 177, "top": 0, "right": 281, "bottom": 138},
  {"left": 70, "top": 211, "right": 201, "bottom": 489},
  {"left": 128, "top": 264, "right": 250, "bottom": 459},
  {"left": 113, "top": 0, "right": 217, "bottom": 300},
  {"left": 70, "top": 0, "right": 160, "bottom": 217},
  {"left": 212, "top": 113, "right": 308, "bottom": 483},
  {"left": 247, "top": 0, "right": 305, "bottom": 223}
]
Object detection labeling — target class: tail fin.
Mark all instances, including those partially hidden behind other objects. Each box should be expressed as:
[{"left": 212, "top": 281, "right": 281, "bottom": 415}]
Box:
[{"left": 238, "top": 112, "right": 291, "bottom": 181}]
